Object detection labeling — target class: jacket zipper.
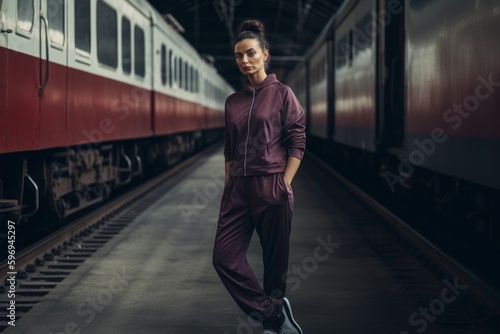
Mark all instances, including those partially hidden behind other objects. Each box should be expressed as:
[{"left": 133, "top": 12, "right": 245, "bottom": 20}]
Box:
[{"left": 244, "top": 88, "right": 256, "bottom": 176}]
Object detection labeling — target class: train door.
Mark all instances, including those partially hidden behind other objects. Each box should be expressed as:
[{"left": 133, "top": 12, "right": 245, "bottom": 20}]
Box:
[
  {"left": 39, "top": 0, "right": 68, "bottom": 148},
  {"left": 378, "top": 0, "right": 405, "bottom": 149},
  {"left": 2, "top": 0, "right": 40, "bottom": 152}
]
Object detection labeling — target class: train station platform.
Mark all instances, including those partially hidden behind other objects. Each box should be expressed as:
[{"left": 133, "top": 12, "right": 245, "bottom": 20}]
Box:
[{"left": 4, "top": 147, "right": 464, "bottom": 333}]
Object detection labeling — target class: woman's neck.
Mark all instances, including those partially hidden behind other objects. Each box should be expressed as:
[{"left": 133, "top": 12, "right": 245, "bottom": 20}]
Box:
[{"left": 248, "top": 71, "right": 267, "bottom": 87}]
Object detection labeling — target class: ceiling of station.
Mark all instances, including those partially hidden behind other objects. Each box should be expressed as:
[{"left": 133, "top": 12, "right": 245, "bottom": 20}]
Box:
[{"left": 148, "top": 0, "right": 344, "bottom": 89}]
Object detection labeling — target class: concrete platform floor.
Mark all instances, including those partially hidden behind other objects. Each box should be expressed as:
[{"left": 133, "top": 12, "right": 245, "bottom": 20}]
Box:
[{"left": 5, "top": 148, "right": 460, "bottom": 334}]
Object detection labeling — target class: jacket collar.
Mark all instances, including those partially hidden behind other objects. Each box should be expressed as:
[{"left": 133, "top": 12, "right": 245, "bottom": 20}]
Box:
[{"left": 242, "top": 73, "right": 278, "bottom": 94}]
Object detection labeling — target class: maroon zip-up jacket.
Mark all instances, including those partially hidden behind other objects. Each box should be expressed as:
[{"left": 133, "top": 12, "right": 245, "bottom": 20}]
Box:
[{"left": 224, "top": 74, "right": 306, "bottom": 177}]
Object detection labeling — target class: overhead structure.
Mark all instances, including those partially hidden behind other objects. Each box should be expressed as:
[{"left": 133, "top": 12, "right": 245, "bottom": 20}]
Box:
[{"left": 148, "top": 0, "right": 343, "bottom": 89}]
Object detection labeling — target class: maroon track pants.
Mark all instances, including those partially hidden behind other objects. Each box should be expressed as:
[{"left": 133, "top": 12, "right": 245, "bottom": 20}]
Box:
[{"left": 212, "top": 173, "right": 294, "bottom": 326}]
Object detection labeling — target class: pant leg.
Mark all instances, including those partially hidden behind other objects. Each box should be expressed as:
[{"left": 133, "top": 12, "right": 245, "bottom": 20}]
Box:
[
  {"left": 250, "top": 173, "right": 294, "bottom": 300},
  {"left": 212, "top": 177, "right": 280, "bottom": 322}
]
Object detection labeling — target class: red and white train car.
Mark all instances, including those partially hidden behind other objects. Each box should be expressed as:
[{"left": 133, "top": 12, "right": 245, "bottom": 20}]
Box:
[{"left": 0, "top": 0, "right": 233, "bottom": 222}]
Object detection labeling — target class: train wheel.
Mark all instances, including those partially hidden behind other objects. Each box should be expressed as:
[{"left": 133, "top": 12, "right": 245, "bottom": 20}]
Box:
[{"left": 51, "top": 196, "right": 67, "bottom": 220}]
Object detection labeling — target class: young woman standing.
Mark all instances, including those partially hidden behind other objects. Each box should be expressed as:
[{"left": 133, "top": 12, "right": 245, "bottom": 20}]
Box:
[{"left": 212, "top": 19, "right": 306, "bottom": 334}]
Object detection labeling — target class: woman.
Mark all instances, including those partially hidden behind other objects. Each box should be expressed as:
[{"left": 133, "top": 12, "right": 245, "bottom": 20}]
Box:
[{"left": 212, "top": 19, "right": 305, "bottom": 334}]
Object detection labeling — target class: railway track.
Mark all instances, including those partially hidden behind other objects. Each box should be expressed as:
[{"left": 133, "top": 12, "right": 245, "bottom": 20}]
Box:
[
  {"left": 308, "top": 152, "right": 500, "bottom": 333},
  {"left": 0, "top": 144, "right": 221, "bottom": 330}
]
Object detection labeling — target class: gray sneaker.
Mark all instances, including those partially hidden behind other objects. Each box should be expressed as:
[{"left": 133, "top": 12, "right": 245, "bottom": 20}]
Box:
[
  {"left": 279, "top": 298, "right": 303, "bottom": 334},
  {"left": 263, "top": 331, "right": 278, "bottom": 334}
]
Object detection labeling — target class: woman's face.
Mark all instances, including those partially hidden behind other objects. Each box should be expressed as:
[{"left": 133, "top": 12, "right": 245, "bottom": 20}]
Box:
[{"left": 234, "top": 38, "right": 268, "bottom": 76}]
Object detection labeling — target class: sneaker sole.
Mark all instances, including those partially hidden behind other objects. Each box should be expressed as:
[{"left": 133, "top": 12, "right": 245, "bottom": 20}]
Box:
[{"left": 283, "top": 298, "right": 303, "bottom": 334}]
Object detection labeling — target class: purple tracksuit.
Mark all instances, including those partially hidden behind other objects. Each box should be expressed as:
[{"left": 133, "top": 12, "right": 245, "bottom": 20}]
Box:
[{"left": 212, "top": 74, "right": 306, "bottom": 328}]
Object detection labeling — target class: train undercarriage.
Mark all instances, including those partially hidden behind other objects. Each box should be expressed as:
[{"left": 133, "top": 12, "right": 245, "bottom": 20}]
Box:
[
  {"left": 0, "top": 129, "right": 222, "bottom": 228},
  {"left": 308, "top": 136, "right": 500, "bottom": 254}
]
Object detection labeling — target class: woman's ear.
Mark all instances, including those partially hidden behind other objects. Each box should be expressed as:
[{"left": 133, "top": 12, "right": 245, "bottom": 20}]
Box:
[{"left": 263, "top": 49, "right": 269, "bottom": 63}]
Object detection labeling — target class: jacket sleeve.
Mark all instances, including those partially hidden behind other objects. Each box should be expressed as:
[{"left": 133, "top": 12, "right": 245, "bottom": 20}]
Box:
[
  {"left": 283, "top": 87, "right": 306, "bottom": 160},
  {"left": 223, "top": 101, "right": 232, "bottom": 162}
]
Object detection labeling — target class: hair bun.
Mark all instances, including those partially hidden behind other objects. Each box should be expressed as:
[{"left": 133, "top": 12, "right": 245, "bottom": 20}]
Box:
[{"left": 238, "top": 19, "right": 265, "bottom": 36}]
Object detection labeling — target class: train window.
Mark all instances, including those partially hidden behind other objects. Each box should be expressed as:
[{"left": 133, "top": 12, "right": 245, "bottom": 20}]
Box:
[
  {"left": 184, "top": 62, "right": 188, "bottom": 91},
  {"left": 174, "top": 56, "right": 179, "bottom": 86},
  {"left": 47, "top": 0, "right": 64, "bottom": 46},
  {"left": 134, "top": 25, "right": 145, "bottom": 77},
  {"left": 336, "top": 35, "right": 347, "bottom": 69},
  {"left": 348, "top": 29, "right": 354, "bottom": 67},
  {"left": 191, "top": 69, "right": 194, "bottom": 93},
  {"left": 195, "top": 69, "right": 198, "bottom": 92},
  {"left": 179, "top": 57, "right": 183, "bottom": 89},
  {"left": 161, "top": 44, "right": 167, "bottom": 86},
  {"left": 194, "top": 70, "right": 198, "bottom": 93},
  {"left": 122, "top": 16, "right": 131, "bottom": 74},
  {"left": 185, "top": 62, "right": 189, "bottom": 91},
  {"left": 194, "top": 69, "right": 197, "bottom": 92},
  {"left": 97, "top": 0, "right": 117, "bottom": 68},
  {"left": 169, "top": 50, "right": 173, "bottom": 87},
  {"left": 354, "top": 13, "right": 373, "bottom": 54},
  {"left": 75, "top": 0, "right": 91, "bottom": 53},
  {"left": 191, "top": 66, "right": 196, "bottom": 93},
  {"left": 17, "top": 0, "right": 34, "bottom": 33},
  {"left": 190, "top": 67, "right": 193, "bottom": 92}
]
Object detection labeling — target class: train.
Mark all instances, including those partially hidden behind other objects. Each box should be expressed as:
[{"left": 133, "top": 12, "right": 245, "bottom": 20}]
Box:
[
  {"left": 287, "top": 0, "right": 500, "bottom": 250},
  {"left": 0, "top": 0, "right": 234, "bottom": 224}
]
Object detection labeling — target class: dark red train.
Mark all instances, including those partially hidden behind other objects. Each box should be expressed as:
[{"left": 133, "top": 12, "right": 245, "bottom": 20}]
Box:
[
  {"left": 288, "top": 0, "right": 500, "bottom": 249},
  {"left": 0, "top": 0, "right": 233, "bottom": 223}
]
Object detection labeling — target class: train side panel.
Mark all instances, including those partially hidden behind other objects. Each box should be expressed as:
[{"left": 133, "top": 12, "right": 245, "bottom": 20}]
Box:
[
  {"left": 152, "top": 71, "right": 207, "bottom": 136},
  {"left": 151, "top": 11, "right": 227, "bottom": 137},
  {"left": 0, "top": 1, "right": 40, "bottom": 153},
  {"left": 288, "top": 65, "right": 307, "bottom": 115},
  {"left": 201, "top": 72, "right": 228, "bottom": 130},
  {"left": 405, "top": 0, "right": 500, "bottom": 190},
  {"left": 152, "top": 18, "right": 204, "bottom": 136},
  {"left": 309, "top": 44, "right": 329, "bottom": 139},
  {"left": 288, "top": 64, "right": 309, "bottom": 136},
  {"left": 67, "top": 70, "right": 152, "bottom": 144},
  {"left": 334, "top": 0, "right": 377, "bottom": 152},
  {"left": 67, "top": 1, "right": 153, "bottom": 147}
]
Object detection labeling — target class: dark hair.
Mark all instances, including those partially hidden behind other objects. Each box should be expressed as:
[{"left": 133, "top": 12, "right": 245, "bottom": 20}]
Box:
[{"left": 234, "top": 19, "right": 271, "bottom": 71}]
